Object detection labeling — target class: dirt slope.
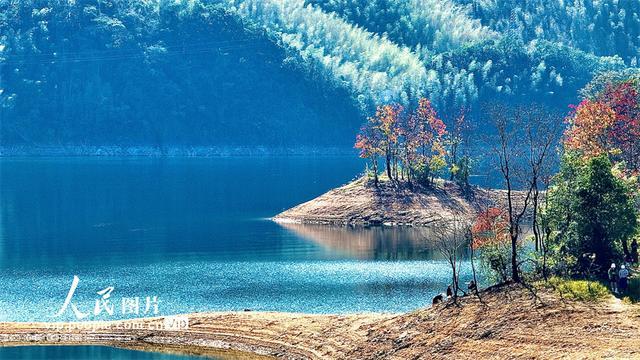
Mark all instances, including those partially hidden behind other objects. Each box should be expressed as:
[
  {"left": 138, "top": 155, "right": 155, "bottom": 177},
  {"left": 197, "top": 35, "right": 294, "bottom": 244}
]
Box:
[
  {"left": 273, "top": 177, "right": 514, "bottom": 226},
  {"left": 1, "top": 284, "right": 639, "bottom": 359},
  {"left": 347, "top": 284, "right": 640, "bottom": 359}
]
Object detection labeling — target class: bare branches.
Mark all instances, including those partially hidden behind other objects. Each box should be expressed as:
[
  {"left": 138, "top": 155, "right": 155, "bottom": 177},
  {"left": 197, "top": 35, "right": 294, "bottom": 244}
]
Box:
[
  {"left": 431, "top": 213, "right": 472, "bottom": 303},
  {"left": 486, "top": 103, "right": 560, "bottom": 283}
]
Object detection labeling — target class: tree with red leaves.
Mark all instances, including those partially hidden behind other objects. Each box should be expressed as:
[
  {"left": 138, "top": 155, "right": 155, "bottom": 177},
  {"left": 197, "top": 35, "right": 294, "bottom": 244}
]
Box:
[
  {"left": 564, "top": 99, "right": 616, "bottom": 158},
  {"left": 354, "top": 98, "right": 448, "bottom": 185},
  {"left": 355, "top": 103, "right": 404, "bottom": 182},
  {"left": 376, "top": 103, "right": 404, "bottom": 181},
  {"left": 565, "top": 81, "right": 640, "bottom": 172},
  {"left": 471, "top": 207, "right": 513, "bottom": 282},
  {"left": 408, "top": 98, "right": 448, "bottom": 185},
  {"left": 355, "top": 122, "right": 382, "bottom": 185},
  {"left": 599, "top": 81, "right": 640, "bottom": 171},
  {"left": 471, "top": 207, "right": 510, "bottom": 249}
]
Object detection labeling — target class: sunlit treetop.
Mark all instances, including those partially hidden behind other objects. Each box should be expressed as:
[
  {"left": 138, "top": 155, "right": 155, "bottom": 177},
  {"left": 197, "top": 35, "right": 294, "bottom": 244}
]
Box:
[
  {"left": 564, "top": 80, "right": 640, "bottom": 171},
  {"left": 471, "top": 207, "right": 510, "bottom": 250}
]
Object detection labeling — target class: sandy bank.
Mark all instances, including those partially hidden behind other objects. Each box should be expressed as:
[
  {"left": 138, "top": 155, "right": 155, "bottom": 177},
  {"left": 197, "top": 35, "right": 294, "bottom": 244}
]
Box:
[
  {"left": 1, "top": 285, "right": 639, "bottom": 359},
  {"left": 0, "top": 312, "right": 390, "bottom": 359}
]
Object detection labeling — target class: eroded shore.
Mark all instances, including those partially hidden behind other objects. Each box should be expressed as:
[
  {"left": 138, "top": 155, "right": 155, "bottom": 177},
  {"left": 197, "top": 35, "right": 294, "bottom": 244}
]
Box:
[
  {"left": 0, "top": 312, "right": 389, "bottom": 360},
  {"left": 2, "top": 284, "right": 639, "bottom": 359}
]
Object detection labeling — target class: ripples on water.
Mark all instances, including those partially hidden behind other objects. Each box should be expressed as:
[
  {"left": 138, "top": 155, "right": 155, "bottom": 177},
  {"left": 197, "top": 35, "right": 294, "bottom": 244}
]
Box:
[{"left": 0, "top": 158, "right": 473, "bottom": 322}]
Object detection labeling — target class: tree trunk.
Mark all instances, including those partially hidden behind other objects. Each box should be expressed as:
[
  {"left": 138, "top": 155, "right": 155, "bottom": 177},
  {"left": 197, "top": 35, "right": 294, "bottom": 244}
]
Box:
[
  {"left": 511, "top": 232, "right": 520, "bottom": 282},
  {"left": 451, "top": 262, "right": 458, "bottom": 303},
  {"left": 386, "top": 153, "right": 392, "bottom": 180},
  {"left": 470, "top": 243, "right": 481, "bottom": 298},
  {"left": 372, "top": 157, "right": 378, "bottom": 186},
  {"left": 532, "top": 186, "right": 540, "bottom": 252},
  {"left": 542, "top": 227, "right": 550, "bottom": 281},
  {"left": 622, "top": 237, "right": 630, "bottom": 259},
  {"left": 393, "top": 154, "right": 398, "bottom": 181}
]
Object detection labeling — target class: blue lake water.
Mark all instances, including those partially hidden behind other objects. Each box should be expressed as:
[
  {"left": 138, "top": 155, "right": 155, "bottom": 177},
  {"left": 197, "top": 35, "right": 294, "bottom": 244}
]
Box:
[
  {"left": 0, "top": 346, "right": 213, "bottom": 359},
  {"left": 0, "top": 157, "right": 473, "bottom": 322}
]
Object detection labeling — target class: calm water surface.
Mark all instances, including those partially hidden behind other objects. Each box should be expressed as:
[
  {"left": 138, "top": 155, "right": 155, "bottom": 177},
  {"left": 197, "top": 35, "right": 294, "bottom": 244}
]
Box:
[
  {"left": 0, "top": 346, "right": 215, "bottom": 359},
  {"left": 0, "top": 157, "right": 473, "bottom": 322}
]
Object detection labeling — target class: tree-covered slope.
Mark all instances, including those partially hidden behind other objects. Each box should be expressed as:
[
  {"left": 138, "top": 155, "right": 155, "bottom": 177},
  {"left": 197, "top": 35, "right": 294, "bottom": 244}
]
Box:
[
  {"left": 456, "top": 0, "right": 640, "bottom": 65},
  {"left": 303, "top": 0, "right": 627, "bottom": 110},
  {"left": 0, "top": 1, "right": 360, "bottom": 150},
  {"left": 0, "top": 0, "right": 637, "bottom": 151}
]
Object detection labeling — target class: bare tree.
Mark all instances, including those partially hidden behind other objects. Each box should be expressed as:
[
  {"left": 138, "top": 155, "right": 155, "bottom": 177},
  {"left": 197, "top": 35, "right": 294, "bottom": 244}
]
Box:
[
  {"left": 432, "top": 214, "right": 472, "bottom": 303},
  {"left": 468, "top": 230, "right": 482, "bottom": 300},
  {"left": 487, "top": 103, "right": 559, "bottom": 283},
  {"left": 538, "top": 173, "right": 555, "bottom": 280},
  {"left": 525, "top": 108, "right": 560, "bottom": 254}
]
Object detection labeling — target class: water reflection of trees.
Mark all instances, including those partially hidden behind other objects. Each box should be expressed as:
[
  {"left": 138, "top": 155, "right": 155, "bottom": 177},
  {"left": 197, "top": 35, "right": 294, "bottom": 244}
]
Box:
[{"left": 279, "top": 223, "right": 471, "bottom": 261}]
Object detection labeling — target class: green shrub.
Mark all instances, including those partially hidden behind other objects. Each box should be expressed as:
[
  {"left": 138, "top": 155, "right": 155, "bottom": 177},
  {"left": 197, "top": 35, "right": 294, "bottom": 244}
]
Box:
[
  {"left": 479, "top": 243, "right": 512, "bottom": 283},
  {"left": 546, "top": 277, "right": 610, "bottom": 302},
  {"left": 413, "top": 163, "right": 431, "bottom": 187},
  {"left": 623, "top": 277, "right": 640, "bottom": 303}
]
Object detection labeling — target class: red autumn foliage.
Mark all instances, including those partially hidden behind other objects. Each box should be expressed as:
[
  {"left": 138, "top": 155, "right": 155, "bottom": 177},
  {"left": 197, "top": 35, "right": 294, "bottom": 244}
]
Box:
[
  {"left": 564, "top": 99, "right": 616, "bottom": 158},
  {"left": 471, "top": 207, "right": 510, "bottom": 250},
  {"left": 354, "top": 98, "right": 448, "bottom": 183},
  {"left": 564, "top": 81, "right": 640, "bottom": 170},
  {"left": 355, "top": 127, "right": 378, "bottom": 159},
  {"left": 599, "top": 81, "right": 640, "bottom": 169}
]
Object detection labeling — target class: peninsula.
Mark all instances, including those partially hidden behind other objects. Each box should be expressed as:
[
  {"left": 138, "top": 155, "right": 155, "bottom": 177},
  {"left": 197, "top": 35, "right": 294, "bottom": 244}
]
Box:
[{"left": 273, "top": 177, "right": 514, "bottom": 226}]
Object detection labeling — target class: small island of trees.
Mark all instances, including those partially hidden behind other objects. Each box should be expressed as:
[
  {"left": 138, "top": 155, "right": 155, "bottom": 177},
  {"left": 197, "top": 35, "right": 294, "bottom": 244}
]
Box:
[{"left": 354, "top": 98, "right": 469, "bottom": 187}]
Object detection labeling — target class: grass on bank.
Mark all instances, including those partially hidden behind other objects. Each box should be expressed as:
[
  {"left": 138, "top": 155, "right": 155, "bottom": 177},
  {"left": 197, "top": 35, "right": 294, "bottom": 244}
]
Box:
[
  {"left": 540, "top": 275, "right": 640, "bottom": 303},
  {"left": 622, "top": 277, "right": 640, "bottom": 304},
  {"left": 543, "top": 277, "right": 610, "bottom": 302}
]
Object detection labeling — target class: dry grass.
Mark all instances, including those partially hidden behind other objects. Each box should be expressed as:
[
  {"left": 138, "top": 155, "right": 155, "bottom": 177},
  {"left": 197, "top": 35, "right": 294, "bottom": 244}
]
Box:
[{"left": 1, "top": 284, "right": 639, "bottom": 359}]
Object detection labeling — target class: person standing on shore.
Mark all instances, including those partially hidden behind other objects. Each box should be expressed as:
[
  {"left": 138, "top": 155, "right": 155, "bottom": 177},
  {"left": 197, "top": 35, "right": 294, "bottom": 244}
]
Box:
[
  {"left": 619, "top": 265, "right": 630, "bottom": 295},
  {"left": 608, "top": 263, "right": 618, "bottom": 293}
]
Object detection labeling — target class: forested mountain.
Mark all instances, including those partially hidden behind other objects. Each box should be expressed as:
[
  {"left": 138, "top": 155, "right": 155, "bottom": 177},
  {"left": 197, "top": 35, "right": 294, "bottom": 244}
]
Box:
[
  {"left": 303, "top": 0, "right": 626, "bottom": 111},
  {"left": 0, "top": 1, "right": 360, "bottom": 151},
  {"left": 457, "top": 0, "right": 640, "bottom": 65},
  {"left": 0, "top": 0, "right": 637, "bottom": 151}
]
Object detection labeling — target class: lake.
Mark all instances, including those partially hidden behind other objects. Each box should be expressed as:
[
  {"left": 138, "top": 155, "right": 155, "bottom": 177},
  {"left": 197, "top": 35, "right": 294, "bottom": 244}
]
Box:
[
  {"left": 0, "top": 157, "right": 473, "bottom": 322},
  {"left": 0, "top": 346, "right": 217, "bottom": 359}
]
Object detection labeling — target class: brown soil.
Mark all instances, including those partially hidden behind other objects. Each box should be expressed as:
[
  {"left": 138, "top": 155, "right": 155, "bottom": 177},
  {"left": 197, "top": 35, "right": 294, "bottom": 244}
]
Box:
[
  {"left": 273, "top": 177, "right": 517, "bottom": 226},
  {"left": 2, "top": 284, "right": 639, "bottom": 359}
]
